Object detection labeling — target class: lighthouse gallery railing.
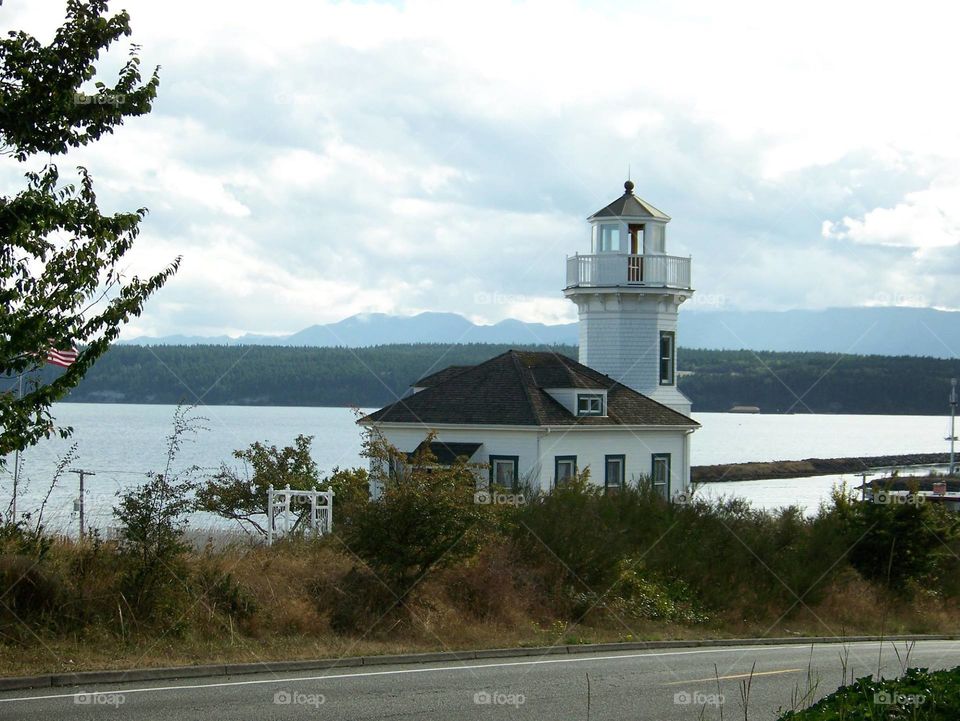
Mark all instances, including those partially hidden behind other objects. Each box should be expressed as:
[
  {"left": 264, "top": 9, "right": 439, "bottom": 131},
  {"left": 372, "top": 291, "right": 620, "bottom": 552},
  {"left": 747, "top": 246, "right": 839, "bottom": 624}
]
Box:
[{"left": 565, "top": 253, "right": 691, "bottom": 289}]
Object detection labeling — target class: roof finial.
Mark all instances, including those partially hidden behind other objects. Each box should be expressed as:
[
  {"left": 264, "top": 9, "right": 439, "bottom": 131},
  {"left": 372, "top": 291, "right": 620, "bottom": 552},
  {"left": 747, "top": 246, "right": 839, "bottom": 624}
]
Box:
[{"left": 624, "top": 178, "right": 635, "bottom": 194}]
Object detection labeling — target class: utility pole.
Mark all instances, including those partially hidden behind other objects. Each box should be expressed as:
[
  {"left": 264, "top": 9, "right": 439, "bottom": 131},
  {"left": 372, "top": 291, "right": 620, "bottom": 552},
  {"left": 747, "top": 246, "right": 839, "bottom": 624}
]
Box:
[
  {"left": 69, "top": 469, "right": 95, "bottom": 539},
  {"left": 949, "top": 379, "right": 958, "bottom": 477}
]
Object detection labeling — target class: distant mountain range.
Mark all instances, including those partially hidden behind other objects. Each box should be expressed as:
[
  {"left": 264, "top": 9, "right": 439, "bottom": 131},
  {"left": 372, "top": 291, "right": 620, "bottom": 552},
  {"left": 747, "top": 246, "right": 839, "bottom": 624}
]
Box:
[
  {"left": 124, "top": 313, "right": 577, "bottom": 347},
  {"left": 123, "top": 307, "right": 960, "bottom": 358}
]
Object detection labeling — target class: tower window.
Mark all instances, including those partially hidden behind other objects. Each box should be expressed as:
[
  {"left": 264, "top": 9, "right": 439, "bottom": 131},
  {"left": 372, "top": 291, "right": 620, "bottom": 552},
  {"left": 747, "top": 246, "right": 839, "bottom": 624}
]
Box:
[
  {"left": 596, "top": 224, "right": 621, "bottom": 253},
  {"left": 577, "top": 393, "right": 604, "bottom": 416},
  {"left": 659, "top": 331, "right": 675, "bottom": 385}
]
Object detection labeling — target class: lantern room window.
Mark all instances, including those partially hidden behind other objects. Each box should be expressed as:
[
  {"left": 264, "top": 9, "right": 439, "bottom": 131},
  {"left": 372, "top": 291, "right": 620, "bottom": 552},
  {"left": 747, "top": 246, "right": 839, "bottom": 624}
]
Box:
[{"left": 592, "top": 223, "right": 621, "bottom": 253}]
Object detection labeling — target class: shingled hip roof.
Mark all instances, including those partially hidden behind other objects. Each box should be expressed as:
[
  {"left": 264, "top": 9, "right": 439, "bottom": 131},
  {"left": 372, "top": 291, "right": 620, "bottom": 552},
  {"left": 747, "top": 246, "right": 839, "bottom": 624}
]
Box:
[
  {"left": 588, "top": 182, "right": 671, "bottom": 221},
  {"left": 360, "top": 350, "right": 698, "bottom": 428}
]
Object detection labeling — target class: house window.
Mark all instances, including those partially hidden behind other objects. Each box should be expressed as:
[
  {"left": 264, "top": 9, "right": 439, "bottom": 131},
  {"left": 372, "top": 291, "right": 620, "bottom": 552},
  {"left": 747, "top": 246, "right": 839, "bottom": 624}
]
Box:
[
  {"left": 651, "top": 453, "right": 671, "bottom": 499},
  {"left": 555, "top": 456, "right": 577, "bottom": 486},
  {"left": 659, "top": 331, "right": 675, "bottom": 385},
  {"left": 577, "top": 393, "right": 604, "bottom": 416},
  {"left": 605, "top": 455, "right": 625, "bottom": 492},
  {"left": 489, "top": 455, "right": 519, "bottom": 491}
]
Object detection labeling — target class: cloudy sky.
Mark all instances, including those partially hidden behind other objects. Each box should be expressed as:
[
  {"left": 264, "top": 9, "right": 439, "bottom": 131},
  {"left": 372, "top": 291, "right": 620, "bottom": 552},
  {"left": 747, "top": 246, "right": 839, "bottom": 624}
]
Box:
[{"left": 4, "top": 0, "right": 960, "bottom": 338}]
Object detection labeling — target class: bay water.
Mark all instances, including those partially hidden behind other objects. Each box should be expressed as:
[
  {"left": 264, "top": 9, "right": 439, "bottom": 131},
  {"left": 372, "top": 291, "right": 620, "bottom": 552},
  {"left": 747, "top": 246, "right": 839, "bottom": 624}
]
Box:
[{"left": 1, "top": 404, "right": 953, "bottom": 532}]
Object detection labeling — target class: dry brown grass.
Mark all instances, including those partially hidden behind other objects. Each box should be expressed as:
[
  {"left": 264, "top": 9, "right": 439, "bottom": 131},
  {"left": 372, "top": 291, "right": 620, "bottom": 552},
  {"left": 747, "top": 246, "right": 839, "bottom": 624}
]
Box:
[{"left": 4, "top": 516, "right": 960, "bottom": 677}]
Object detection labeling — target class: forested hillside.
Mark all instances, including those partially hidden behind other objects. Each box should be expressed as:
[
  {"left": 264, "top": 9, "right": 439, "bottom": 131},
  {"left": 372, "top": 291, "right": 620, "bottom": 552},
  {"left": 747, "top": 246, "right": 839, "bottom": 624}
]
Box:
[
  {"left": 14, "top": 344, "right": 960, "bottom": 415},
  {"left": 679, "top": 348, "right": 960, "bottom": 414},
  {"left": 41, "top": 344, "right": 575, "bottom": 408}
]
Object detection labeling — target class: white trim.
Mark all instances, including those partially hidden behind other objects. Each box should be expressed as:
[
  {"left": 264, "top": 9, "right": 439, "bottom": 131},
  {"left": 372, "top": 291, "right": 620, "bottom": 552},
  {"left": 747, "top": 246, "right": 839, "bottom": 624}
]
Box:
[{"left": 363, "top": 421, "right": 698, "bottom": 432}]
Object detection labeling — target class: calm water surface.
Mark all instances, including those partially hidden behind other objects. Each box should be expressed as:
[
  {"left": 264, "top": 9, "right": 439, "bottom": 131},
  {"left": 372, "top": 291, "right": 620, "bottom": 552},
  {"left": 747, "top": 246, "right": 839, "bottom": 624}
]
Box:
[{"left": 1, "top": 404, "right": 953, "bottom": 530}]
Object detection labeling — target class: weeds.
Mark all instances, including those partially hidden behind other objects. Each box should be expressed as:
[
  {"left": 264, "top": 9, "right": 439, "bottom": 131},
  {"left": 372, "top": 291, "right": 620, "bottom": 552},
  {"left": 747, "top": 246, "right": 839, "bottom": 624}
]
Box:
[{"left": 4, "top": 428, "right": 960, "bottom": 676}]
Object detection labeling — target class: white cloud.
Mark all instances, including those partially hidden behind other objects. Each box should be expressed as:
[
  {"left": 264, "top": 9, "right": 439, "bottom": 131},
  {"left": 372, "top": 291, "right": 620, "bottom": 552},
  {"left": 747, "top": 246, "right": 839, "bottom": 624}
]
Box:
[
  {"left": 824, "top": 183, "right": 960, "bottom": 250},
  {"left": 6, "top": 0, "right": 960, "bottom": 337}
]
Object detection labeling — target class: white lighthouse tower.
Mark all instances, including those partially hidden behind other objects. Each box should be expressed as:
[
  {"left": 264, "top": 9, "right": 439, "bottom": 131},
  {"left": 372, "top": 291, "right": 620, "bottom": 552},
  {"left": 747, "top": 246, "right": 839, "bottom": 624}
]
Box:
[{"left": 564, "top": 181, "right": 694, "bottom": 415}]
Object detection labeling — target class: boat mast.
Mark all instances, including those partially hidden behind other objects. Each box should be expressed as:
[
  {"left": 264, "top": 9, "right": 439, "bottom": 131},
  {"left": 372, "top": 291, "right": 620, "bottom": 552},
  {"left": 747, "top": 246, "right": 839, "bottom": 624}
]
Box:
[{"left": 949, "top": 378, "right": 957, "bottom": 476}]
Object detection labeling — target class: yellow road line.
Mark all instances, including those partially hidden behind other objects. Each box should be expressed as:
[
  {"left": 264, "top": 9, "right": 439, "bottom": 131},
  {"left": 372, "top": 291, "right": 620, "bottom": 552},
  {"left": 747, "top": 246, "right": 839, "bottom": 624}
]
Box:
[{"left": 662, "top": 668, "right": 804, "bottom": 685}]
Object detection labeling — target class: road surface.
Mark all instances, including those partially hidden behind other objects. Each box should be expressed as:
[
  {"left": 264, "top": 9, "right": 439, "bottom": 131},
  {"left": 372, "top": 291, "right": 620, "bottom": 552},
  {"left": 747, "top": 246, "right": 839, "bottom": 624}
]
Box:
[{"left": 2, "top": 640, "right": 959, "bottom": 720}]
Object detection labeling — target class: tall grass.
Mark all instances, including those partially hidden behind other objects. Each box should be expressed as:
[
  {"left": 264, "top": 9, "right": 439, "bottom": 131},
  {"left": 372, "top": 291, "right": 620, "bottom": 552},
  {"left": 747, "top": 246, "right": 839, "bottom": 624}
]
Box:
[{"left": 2, "top": 473, "right": 960, "bottom": 675}]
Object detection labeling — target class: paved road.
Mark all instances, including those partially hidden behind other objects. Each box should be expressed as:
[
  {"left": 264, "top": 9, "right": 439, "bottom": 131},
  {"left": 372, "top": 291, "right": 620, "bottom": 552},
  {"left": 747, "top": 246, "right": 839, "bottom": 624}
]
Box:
[{"left": 2, "top": 640, "right": 959, "bottom": 720}]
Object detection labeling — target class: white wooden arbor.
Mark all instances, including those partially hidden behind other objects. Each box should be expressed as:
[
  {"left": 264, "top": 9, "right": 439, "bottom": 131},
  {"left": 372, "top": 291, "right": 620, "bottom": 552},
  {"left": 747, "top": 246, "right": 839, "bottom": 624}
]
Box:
[{"left": 266, "top": 484, "right": 334, "bottom": 545}]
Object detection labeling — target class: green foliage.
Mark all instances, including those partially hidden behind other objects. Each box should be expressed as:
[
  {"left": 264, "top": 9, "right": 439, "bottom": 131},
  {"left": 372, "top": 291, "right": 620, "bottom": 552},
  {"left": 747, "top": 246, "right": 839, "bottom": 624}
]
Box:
[
  {"left": 512, "top": 470, "right": 623, "bottom": 589},
  {"left": 680, "top": 348, "right": 960, "bottom": 414},
  {"left": 0, "top": 1, "right": 159, "bottom": 159},
  {"left": 779, "top": 666, "right": 960, "bottom": 720},
  {"left": 194, "top": 564, "right": 257, "bottom": 623},
  {"left": 0, "top": 518, "right": 54, "bottom": 560},
  {"left": 515, "top": 477, "right": 859, "bottom": 619},
  {"left": 344, "top": 433, "right": 491, "bottom": 590},
  {"left": 833, "top": 491, "right": 960, "bottom": 591},
  {"left": 196, "top": 434, "right": 359, "bottom": 536},
  {"left": 324, "top": 466, "right": 370, "bottom": 529},
  {"left": 113, "top": 407, "right": 200, "bottom": 617},
  {"left": 320, "top": 566, "right": 396, "bottom": 635},
  {"left": 0, "top": 554, "right": 62, "bottom": 635},
  {"left": 0, "top": 0, "right": 177, "bottom": 460},
  {"left": 52, "top": 343, "right": 576, "bottom": 407},
  {"left": 572, "top": 557, "right": 709, "bottom": 624}
]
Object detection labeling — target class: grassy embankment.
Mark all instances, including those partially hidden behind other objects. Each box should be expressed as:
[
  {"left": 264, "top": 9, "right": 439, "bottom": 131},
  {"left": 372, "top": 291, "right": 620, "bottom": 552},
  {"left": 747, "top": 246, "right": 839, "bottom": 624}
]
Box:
[{"left": 3, "top": 473, "right": 960, "bottom": 678}]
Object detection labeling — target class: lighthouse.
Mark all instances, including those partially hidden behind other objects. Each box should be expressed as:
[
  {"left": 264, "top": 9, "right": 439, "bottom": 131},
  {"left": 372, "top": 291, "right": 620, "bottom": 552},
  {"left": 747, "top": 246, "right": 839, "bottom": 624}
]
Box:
[{"left": 564, "top": 181, "right": 694, "bottom": 415}]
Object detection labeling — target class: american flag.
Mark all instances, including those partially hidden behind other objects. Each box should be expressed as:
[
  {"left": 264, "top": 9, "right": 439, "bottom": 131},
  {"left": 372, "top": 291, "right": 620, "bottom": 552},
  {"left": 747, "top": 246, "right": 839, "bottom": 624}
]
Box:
[{"left": 46, "top": 345, "right": 78, "bottom": 368}]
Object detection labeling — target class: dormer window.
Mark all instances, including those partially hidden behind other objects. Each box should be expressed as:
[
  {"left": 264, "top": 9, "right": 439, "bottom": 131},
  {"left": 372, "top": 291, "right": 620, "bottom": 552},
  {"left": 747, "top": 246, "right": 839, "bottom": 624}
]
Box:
[{"left": 577, "top": 393, "right": 604, "bottom": 416}]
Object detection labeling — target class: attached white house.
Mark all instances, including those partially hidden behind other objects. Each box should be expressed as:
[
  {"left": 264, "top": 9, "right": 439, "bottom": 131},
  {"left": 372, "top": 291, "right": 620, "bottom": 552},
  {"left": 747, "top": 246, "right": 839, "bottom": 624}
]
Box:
[{"left": 359, "top": 181, "right": 699, "bottom": 498}]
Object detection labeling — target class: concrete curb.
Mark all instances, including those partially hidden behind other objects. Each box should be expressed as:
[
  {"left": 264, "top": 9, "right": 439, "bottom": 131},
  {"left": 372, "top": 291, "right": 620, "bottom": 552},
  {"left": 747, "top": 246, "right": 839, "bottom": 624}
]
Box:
[{"left": 1, "top": 634, "right": 957, "bottom": 692}]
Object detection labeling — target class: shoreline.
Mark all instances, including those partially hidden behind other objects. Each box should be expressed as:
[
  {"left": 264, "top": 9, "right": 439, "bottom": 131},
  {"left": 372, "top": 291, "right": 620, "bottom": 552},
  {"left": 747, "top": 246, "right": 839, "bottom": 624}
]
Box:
[{"left": 692, "top": 452, "right": 951, "bottom": 483}]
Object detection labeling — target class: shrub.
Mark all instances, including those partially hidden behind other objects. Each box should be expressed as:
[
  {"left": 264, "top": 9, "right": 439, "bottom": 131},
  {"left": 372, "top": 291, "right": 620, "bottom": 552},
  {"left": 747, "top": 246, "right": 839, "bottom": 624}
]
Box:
[
  {"left": 511, "top": 471, "right": 629, "bottom": 590},
  {"left": 779, "top": 666, "right": 960, "bottom": 720},
  {"left": 0, "top": 554, "right": 62, "bottom": 633},
  {"left": 197, "top": 435, "right": 363, "bottom": 537},
  {"left": 831, "top": 489, "right": 960, "bottom": 591},
  {"left": 0, "top": 519, "right": 53, "bottom": 560},
  {"left": 439, "top": 539, "right": 545, "bottom": 622},
  {"left": 325, "top": 466, "right": 369, "bottom": 530},
  {"left": 344, "top": 434, "right": 491, "bottom": 591},
  {"left": 194, "top": 562, "right": 258, "bottom": 623},
  {"left": 113, "top": 406, "right": 201, "bottom": 622},
  {"left": 316, "top": 566, "right": 397, "bottom": 635},
  {"left": 572, "top": 557, "right": 709, "bottom": 624}
]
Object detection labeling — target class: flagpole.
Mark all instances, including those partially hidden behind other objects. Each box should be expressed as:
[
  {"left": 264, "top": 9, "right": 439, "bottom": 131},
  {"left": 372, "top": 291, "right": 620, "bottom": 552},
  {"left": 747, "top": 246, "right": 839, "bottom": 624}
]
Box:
[
  {"left": 11, "top": 373, "right": 22, "bottom": 522},
  {"left": 7, "top": 344, "right": 77, "bottom": 523}
]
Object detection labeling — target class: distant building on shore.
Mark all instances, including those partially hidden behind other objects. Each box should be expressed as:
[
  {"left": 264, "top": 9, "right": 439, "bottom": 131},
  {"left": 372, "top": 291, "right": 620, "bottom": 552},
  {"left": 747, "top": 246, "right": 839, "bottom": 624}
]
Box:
[{"left": 360, "top": 181, "right": 699, "bottom": 498}]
